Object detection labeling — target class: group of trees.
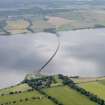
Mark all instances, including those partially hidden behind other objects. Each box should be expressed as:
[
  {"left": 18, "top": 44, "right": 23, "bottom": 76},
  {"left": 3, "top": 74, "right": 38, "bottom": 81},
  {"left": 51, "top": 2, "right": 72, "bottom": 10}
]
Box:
[
  {"left": 59, "top": 74, "right": 105, "bottom": 105},
  {"left": 44, "top": 28, "right": 56, "bottom": 34},
  {"left": 0, "top": 96, "right": 43, "bottom": 105},
  {"left": 0, "top": 86, "right": 44, "bottom": 105},
  {"left": 38, "top": 90, "right": 64, "bottom": 105},
  {"left": 24, "top": 76, "right": 64, "bottom": 105},
  {"left": 1, "top": 89, "right": 30, "bottom": 96},
  {"left": 1, "top": 91, "right": 22, "bottom": 96},
  {"left": 1, "top": 88, "right": 37, "bottom": 97},
  {"left": 24, "top": 76, "right": 53, "bottom": 90},
  {"left": 9, "top": 91, "right": 22, "bottom": 95}
]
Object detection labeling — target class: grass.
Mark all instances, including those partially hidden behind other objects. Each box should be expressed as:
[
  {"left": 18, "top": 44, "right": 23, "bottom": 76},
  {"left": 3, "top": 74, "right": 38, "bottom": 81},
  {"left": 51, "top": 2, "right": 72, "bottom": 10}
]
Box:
[
  {"left": 1, "top": 75, "right": 104, "bottom": 105},
  {"left": 0, "top": 83, "right": 31, "bottom": 95},
  {"left": 13, "top": 99, "right": 55, "bottom": 105},
  {"left": 51, "top": 75, "right": 63, "bottom": 87},
  {"left": 98, "top": 79, "right": 105, "bottom": 85},
  {"left": 80, "top": 81, "right": 105, "bottom": 100},
  {"left": 0, "top": 88, "right": 55, "bottom": 105},
  {"left": 52, "top": 75, "right": 63, "bottom": 84},
  {"left": 42, "top": 86, "right": 96, "bottom": 105}
]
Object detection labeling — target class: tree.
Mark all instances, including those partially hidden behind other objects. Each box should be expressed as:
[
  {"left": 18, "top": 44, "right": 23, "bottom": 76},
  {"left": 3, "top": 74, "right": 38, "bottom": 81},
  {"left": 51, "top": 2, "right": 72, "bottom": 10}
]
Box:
[
  {"left": 13, "top": 101, "right": 16, "bottom": 104},
  {"left": 1, "top": 94, "right": 4, "bottom": 96},
  {"left": 20, "top": 99, "right": 23, "bottom": 102},
  {"left": 9, "top": 92, "right": 14, "bottom": 95},
  {"left": 25, "top": 98, "right": 29, "bottom": 101}
]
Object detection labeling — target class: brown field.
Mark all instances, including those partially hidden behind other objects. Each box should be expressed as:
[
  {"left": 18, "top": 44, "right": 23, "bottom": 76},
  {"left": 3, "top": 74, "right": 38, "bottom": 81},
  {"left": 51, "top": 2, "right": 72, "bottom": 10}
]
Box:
[
  {"left": 47, "top": 16, "right": 71, "bottom": 27},
  {"left": 5, "top": 19, "right": 30, "bottom": 34}
]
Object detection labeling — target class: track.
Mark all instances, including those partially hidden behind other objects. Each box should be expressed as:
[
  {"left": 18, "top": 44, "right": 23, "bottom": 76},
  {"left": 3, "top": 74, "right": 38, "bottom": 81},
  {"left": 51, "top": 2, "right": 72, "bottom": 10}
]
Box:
[{"left": 37, "top": 32, "right": 60, "bottom": 74}]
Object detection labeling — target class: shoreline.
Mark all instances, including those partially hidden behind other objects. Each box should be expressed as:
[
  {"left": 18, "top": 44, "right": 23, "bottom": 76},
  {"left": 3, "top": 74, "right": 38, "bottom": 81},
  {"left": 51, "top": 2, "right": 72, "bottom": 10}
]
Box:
[{"left": 1, "top": 27, "right": 105, "bottom": 36}]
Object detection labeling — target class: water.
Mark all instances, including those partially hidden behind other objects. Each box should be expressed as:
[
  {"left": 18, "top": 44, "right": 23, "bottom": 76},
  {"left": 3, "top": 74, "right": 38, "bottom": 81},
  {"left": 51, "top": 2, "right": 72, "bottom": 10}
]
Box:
[{"left": 0, "top": 28, "right": 105, "bottom": 88}]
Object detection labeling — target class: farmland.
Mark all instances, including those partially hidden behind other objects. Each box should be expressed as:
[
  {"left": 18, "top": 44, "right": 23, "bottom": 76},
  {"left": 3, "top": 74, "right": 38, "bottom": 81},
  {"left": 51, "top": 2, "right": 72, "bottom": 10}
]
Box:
[
  {"left": 0, "top": 74, "right": 102, "bottom": 105},
  {"left": 0, "top": 83, "right": 55, "bottom": 105},
  {"left": 0, "top": 0, "right": 105, "bottom": 35},
  {"left": 78, "top": 78, "right": 105, "bottom": 100},
  {"left": 0, "top": 90, "right": 55, "bottom": 105},
  {"left": 43, "top": 86, "right": 96, "bottom": 105}
]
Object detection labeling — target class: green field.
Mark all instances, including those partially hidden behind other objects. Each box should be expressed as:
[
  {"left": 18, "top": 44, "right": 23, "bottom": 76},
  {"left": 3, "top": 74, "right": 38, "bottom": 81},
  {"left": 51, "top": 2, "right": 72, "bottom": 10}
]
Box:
[
  {"left": 73, "top": 77, "right": 105, "bottom": 100},
  {"left": 43, "top": 86, "right": 96, "bottom": 105},
  {"left": 0, "top": 83, "right": 31, "bottom": 95},
  {"left": 1, "top": 75, "right": 105, "bottom": 105},
  {"left": 0, "top": 84, "right": 54, "bottom": 105},
  {"left": 98, "top": 79, "right": 105, "bottom": 85},
  {"left": 79, "top": 80, "right": 105, "bottom": 100}
]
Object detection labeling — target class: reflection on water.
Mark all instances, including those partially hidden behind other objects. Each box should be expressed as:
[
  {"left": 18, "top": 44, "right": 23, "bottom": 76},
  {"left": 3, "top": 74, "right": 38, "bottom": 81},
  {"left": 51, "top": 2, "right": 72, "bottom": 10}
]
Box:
[{"left": 0, "top": 29, "right": 105, "bottom": 88}]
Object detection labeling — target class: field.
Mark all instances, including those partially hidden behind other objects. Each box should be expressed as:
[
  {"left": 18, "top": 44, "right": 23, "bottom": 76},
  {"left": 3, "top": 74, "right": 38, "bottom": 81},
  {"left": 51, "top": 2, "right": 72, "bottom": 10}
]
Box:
[
  {"left": 1, "top": 9, "right": 105, "bottom": 35},
  {"left": 0, "top": 91, "right": 55, "bottom": 105},
  {"left": 0, "top": 84, "right": 54, "bottom": 105},
  {"left": 0, "top": 75, "right": 97, "bottom": 105},
  {"left": 30, "top": 19, "right": 54, "bottom": 33},
  {"left": 43, "top": 86, "right": 96, "bottom": 105},
  {"left": 47, "top": 16, "right": 71, "bottom": 28},
  {"left": 73, "top": 77, "right": 105, "bottom": 100},
  {"left": 0, "top": 83, "right": 31, "bottom": 95},
  {"left": 0, "top": 85, "right": 96, "bottom": 105},
  {"left": 79, "top": 80, "right": 105, "bottom": 100},
  {"left": 4, "top": 19, "right": 30, "bottom": 34},
  {"left": 1, "top": 75, "right": 105, "bottom": 105}
]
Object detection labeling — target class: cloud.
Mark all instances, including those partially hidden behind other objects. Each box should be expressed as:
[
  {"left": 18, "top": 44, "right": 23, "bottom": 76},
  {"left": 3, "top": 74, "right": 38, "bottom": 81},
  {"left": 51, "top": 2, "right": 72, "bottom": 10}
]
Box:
[
  {"left": 62, "top": 29, "right": 105, "bottom": 75},
  {"left": 0, "top": 32, "right": 60, "bottom": 88},
  {"left": 66, "top": 43, "right": 105, "bottom": 65},
  {"left": 0, "top": 29, "right": 105, "bottom": 88},
  {"left": 0, "top": 35, "right": 45, "bottom": 73}
]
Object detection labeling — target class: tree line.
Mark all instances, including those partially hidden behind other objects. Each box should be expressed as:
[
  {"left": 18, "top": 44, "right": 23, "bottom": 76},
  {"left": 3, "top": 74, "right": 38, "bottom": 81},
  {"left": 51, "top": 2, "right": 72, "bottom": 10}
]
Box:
[
  {"left": 24, "top": 76, "right": 64, "bottom": 105},
  {"left": 59, "top": 74, "right": 105, "bottom": 105},
  {"left": 0, "top": 88, "right": 35, "bottom": 96},
  {"left": 0, "top": 96, "right": 43, "bottom": 105},
  {"left": 37, "top": 89, "right": 64, "bottom": 105}
]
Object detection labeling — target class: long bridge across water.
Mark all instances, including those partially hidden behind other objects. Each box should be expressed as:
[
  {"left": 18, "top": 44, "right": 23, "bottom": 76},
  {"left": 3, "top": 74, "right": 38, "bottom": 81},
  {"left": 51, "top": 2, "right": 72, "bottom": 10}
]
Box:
[{"left": 34, "top": 29, "right": 61, "bottom": 75}]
